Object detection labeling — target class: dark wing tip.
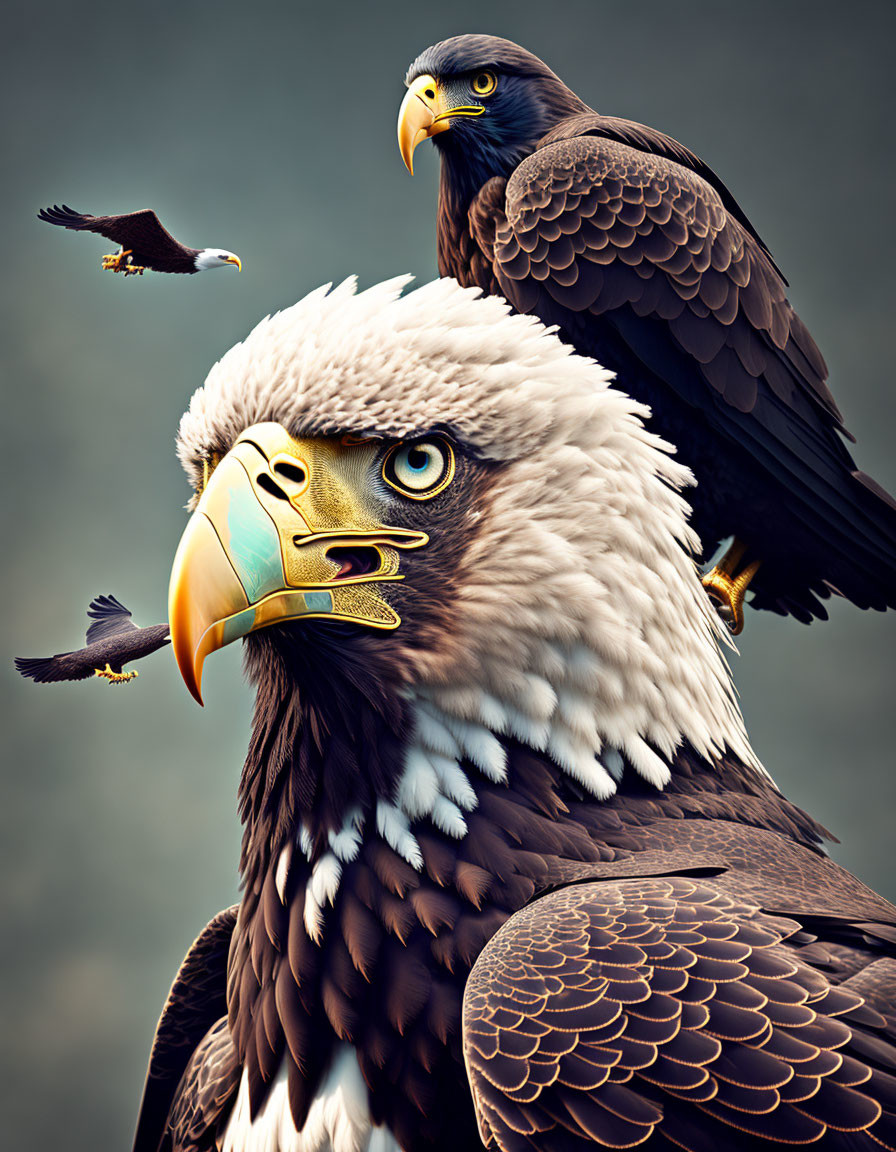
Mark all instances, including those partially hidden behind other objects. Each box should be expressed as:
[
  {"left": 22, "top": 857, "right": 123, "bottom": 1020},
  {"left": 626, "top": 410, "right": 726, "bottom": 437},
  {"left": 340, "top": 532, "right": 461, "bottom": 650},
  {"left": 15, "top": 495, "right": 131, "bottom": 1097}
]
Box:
[
  {"left": 86, "top": 594, "right": 136, "bottom": 644},
  {"left": 88, "top": 592, "right": 131, "bottom": 617},
  {"left": 852, "top": 469, "right": 896, "bottom": 513},
  {"left": 37, "top": 204, "right": 91, "bottom": 229},
  {"left": 14, "top": 655, "right": 58, "bottom": 683}
]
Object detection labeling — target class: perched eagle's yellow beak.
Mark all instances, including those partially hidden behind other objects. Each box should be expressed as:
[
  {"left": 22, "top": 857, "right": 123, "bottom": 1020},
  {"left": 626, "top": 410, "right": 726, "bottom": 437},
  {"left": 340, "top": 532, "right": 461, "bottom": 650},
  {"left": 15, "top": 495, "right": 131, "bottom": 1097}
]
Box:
[
  {"left": 168, "top": 423, "right": 427, "bottom": 704},
  {"left": 397, "top": 74, "right": 483, "bottom": 174}
]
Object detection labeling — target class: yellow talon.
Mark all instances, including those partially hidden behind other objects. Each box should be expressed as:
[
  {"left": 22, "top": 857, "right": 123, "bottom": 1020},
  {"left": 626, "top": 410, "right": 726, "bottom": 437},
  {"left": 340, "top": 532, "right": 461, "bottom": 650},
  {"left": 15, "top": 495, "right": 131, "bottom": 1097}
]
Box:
[
  {"left": 101, "top": 249, "right": 133, "bottom": 273},
  {"left": 94, "top": 663, "right": 138, "bottom": 684},
  {"left": 701, "top": 538, "right": 761, "bottom": 636}
]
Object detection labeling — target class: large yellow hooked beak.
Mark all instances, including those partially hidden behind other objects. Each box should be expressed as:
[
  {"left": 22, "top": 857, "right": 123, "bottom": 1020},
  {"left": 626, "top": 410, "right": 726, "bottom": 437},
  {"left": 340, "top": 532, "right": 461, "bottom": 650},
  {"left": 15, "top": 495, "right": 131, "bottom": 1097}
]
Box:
[
  {"left": 397, "top": 74, "right": 483, "bottom": 174},
  {"left": 168, "top": 423, "right": 428, "bottom": 704}
]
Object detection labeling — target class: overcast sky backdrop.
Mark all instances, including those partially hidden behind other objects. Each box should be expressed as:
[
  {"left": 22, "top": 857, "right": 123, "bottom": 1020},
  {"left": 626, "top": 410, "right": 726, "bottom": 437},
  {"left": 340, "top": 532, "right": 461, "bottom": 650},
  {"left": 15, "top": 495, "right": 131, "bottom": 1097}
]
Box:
[{"left": 2, "top": 1, "right": 894, "bottom": 1148}]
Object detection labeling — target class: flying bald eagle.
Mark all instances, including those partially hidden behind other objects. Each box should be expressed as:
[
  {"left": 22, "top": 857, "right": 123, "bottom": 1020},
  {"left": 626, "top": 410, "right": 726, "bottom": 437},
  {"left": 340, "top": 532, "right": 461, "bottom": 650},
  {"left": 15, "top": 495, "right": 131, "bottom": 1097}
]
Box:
[
  {"left": 131, "top": 278, "right": 896, "bottom": 1152},
  {"left": 15, "top": 593, "right": 169, "bottom": 684},
  {"left": 397, "top": 35, "right": 896, "bottom": 632},
  {"left": 38, "top": 204, "right": 241, "bottom": 276}
]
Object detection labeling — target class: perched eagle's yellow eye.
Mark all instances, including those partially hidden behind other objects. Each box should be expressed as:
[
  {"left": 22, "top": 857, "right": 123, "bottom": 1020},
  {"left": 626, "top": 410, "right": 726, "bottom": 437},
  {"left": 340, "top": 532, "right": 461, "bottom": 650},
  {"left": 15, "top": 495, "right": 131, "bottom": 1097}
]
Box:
[
  {"left": 471, "top": 71, "right": 497, "bottom": 97},
  {"left": 383, "top": 438, "right": 455, "bottom": 500}
]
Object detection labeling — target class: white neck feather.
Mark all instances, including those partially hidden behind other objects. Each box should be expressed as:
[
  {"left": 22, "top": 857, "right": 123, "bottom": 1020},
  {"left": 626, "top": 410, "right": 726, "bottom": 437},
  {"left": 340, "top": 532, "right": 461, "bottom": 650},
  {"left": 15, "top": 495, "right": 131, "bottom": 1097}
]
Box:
[{"left": 222, "top": 1045, "right": 403, "bottom": 1152}]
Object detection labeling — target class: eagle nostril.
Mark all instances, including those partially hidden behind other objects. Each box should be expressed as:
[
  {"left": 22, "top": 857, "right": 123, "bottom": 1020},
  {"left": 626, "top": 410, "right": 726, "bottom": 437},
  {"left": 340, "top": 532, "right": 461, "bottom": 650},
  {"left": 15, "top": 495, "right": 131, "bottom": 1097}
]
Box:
[
  {"left": 257, "top": 473, "right": 289, "bottom": 501},
  {"left": 273, "top": 461, "right": 307, "bottom": 486}
]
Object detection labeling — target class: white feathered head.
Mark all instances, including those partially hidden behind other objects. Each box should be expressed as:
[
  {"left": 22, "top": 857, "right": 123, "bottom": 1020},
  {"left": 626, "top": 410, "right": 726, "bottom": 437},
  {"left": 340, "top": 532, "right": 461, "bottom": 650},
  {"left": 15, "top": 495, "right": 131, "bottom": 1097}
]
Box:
[{"left": 171, "top": 276, "right": 758, "bottom": 845}]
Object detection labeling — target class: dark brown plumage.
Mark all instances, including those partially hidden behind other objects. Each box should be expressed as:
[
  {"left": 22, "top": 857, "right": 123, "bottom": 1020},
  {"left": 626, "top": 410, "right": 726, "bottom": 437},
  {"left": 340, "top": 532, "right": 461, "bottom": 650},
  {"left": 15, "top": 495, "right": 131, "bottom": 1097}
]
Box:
[
  {"left": 134, "top": 720, "right": 896, "bottom": 1152},
  {"left": 402, "top": 34, "right": 896, "bottom": 624},
  {"left": 38, "top": 204, "right": 240, "bottom": 275},
  {"left": 15, "top": 593, "right": 170, "bottom": 684}
]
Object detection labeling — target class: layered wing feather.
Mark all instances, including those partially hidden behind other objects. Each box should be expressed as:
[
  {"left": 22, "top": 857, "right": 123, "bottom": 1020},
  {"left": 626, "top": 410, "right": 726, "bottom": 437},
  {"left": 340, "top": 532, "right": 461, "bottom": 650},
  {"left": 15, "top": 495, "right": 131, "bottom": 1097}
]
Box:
[
  {"left": 466, "top": 126, "right": 896, "bottom": 616},
  {"left": 132, "top": 906, "right": 240, "bottom": 1152},
  {"left": 463, "top": 876, "right": 896, "bottom": 1151},
  {"left": 474, "top": 130, "right": 842, "bottom": 429}
]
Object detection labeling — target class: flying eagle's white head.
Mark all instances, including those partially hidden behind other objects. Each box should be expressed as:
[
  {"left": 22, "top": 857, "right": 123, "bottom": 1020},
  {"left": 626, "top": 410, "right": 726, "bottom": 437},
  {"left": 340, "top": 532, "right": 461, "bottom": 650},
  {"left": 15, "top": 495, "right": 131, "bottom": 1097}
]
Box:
[
  {"left": 172, "top": 276, "right": 762, "bottom": 895},
  {"left": 194, "top": 247, "right": 242, "bottom": 272}
]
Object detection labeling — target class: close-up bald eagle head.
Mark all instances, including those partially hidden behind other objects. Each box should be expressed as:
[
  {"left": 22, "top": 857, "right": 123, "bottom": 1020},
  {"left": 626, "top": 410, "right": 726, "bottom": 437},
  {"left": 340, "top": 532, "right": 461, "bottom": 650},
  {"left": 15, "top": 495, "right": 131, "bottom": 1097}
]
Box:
[
  {"left": 143, "top": 277, "right": 896, "bottom": 1152},
  {"left": 171, "top": 276, "right": 755, "bottom": 848}
]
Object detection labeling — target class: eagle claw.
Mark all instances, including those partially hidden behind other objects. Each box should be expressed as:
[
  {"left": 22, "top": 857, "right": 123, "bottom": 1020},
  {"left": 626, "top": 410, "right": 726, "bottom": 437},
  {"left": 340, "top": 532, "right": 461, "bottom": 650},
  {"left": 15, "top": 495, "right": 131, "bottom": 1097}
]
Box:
[
  {"left": 101, "top": 249, "right": 143, "bottom": 275},
  {"left": 701, "top": 538, "right": 761, "bottom": 636},
  {"left": 94, "top": 664, "right": 138, "bottom": 684}
]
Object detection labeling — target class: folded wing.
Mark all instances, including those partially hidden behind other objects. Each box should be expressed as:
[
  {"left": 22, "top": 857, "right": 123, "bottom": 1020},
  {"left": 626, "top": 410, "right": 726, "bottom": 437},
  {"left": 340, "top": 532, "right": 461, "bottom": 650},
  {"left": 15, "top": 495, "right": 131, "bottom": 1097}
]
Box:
[
  {"left": 463, "top": 875, "right": 896, "bottom": 1150},
  {"left": 132, "top": 906, "right": 240, "bottom": 1152},
  {"left": 467, "top": 128, "right": 896, "bottom": 618}
]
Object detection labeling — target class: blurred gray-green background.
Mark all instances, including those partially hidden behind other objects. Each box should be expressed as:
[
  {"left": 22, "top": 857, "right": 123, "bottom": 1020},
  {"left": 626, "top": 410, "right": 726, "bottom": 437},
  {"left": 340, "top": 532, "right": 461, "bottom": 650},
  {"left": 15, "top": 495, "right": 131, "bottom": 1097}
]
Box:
[{"left": 2, "top": 1, "right": 894, "bottom": 1147}]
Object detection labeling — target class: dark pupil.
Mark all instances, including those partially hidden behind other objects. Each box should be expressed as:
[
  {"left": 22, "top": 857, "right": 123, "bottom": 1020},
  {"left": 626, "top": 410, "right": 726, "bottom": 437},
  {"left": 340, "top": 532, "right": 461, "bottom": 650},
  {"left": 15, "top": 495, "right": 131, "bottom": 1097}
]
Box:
[
  {"left": 407, "top": 447, "right": 430, "bottom": 471},
  {"left": 476, "top": 74, "right": 488, "bottom": 89}
]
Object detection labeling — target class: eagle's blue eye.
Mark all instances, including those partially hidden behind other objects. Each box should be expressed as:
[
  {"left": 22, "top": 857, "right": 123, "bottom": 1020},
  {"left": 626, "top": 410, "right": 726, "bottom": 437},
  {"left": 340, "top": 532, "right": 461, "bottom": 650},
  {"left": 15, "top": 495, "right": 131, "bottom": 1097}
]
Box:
[
  {"left": 383, "top": 438, "right": 455, "bottom": 499},
  {"left": 405, "top": 448, "right": 429, "bottom": 471}
]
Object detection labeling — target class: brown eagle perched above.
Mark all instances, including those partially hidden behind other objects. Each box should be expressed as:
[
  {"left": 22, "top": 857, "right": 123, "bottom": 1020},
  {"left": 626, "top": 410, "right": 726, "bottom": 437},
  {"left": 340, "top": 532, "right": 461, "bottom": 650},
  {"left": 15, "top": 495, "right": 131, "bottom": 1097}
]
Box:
[
  {"left": 133, "top": 278, "right": 896, "bottom": 1152},
  {"left": 38, "top": 204, "right": 241, "bottom": 276},
  {"left": 397, "top": 35, "right": 896, "bottom": 633}
]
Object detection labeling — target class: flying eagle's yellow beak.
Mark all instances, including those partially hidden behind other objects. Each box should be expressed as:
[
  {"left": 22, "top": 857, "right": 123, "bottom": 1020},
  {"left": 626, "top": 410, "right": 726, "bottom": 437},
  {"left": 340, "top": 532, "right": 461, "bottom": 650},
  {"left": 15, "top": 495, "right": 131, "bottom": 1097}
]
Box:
[
  {"left": 225, "top": 255, "right": 241, "bottom": 270},
  {"left": 398, "top": 74, "right": 479, "bottom": 174},
  {"left": 168, "top": 423, "right": 427, "bottom": 704}
]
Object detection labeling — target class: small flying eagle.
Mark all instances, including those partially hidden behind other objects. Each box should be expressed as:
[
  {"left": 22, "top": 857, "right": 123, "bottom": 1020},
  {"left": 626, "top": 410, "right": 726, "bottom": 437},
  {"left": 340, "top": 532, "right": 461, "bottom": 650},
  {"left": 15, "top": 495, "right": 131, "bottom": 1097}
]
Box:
[
  {"left": 38, "top": 204, "right": 241, "bottom": 276},
  {"left": 15, "top": 593, "right": 170, "bottom": 684},
  {"left": 398, "top": 35, "right": 896, "bottom": 632},
  {"left": 131, "top": 278, "right": 896, "bottom": 1152}
]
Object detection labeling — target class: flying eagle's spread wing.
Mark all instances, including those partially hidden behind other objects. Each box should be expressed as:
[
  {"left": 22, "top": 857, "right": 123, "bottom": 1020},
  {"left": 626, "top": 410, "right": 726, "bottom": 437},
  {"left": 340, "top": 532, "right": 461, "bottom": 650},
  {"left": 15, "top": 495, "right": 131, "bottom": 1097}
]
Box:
[
  {"left": 14, "top": 649, "right": 98, "bottom": 683},
  {"left": 38, "top": 204, "right": 195, "bottom": 267},
  {"left": 463, "top": 876, "right": 896, "bottom": 1152},
  {"left": 132, "top": 906, "right": 239, "bottom": 1152},
  {"left": 85, "top": 593, "right": 139, "bottom": 644}
]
